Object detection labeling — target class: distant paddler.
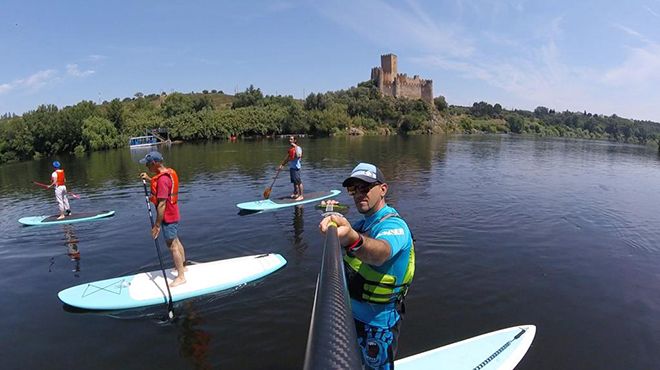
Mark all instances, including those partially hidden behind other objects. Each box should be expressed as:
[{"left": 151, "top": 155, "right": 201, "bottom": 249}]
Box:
[
  {"left": 319, "top": 163, "right": 415, "bottom": 370},
  {"left": 49, "top": 161, "right": 72, "bottom": 220},
  {"left": 278, "top": 136, "right": 304, "bottom": 200},
  {"left": 139, "top": 151, "right": 188, "bottom": 287}
]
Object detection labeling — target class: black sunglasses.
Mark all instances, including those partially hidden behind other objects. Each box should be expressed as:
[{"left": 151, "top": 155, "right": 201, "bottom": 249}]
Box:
[{"left": 346, "top": 182, "right": 380, "bottom": 196}]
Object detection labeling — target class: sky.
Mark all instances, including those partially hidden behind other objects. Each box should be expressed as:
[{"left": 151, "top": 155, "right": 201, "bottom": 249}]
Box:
[{"left": 2, "top": 0, "right": 660, "bottom": 122}]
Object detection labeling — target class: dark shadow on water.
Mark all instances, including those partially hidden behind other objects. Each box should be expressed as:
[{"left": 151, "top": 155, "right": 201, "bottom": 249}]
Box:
[{"left": 237, "top": 209, "right": 263, "bottom": 216}]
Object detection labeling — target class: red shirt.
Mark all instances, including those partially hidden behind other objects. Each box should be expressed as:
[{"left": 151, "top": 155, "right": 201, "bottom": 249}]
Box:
[{"left": 156, "top": 175, "right": 180, "bottom": 223}]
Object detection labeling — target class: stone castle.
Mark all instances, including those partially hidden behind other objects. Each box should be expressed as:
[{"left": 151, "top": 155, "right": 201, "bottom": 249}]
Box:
[{"left": 370, "top": 54, "right": 433, "bottom": 103}]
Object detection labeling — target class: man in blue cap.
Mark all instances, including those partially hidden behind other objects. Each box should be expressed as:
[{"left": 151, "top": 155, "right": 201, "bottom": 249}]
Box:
[
  {"left": 49, "top": 160, "right": 71, "bottom": 220},
  {"left": 319, "top": 162, "right": 415, "bottom": 369},
  {"left": 139, "top": 151, "right": 187, "bottom": 287}
]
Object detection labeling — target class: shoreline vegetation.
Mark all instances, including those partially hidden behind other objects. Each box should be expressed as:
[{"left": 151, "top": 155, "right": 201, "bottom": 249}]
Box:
[{"left": 2, "top": 80, "right": 660, "bottom": 164}]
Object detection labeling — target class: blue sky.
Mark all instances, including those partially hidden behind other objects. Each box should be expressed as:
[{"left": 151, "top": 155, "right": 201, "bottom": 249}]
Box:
[{"left": 2, "top": 0, "right": 660, "bottom": 121}]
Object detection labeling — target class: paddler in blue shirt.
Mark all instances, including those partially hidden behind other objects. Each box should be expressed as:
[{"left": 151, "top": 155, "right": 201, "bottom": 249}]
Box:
[{"left": 319, "top": 163, "right": 415, "bottom": 370}]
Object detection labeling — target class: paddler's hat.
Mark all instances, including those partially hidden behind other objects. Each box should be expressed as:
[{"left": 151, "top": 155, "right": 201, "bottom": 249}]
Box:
[
  {"left": 342, "top": 162, "right": 386, "bottom": 187},
  {"left": 52, "top": 161, "right": 61, "bottom": 168},
  {"left": 139, "top": 151, "right": 164, "bottom": 164}
]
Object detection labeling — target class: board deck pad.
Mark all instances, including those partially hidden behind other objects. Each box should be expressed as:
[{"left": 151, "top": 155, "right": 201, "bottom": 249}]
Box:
[
  {"left": 236, "top": 190, "right": 340, "bottom": 211},
  {"left": 394, "top": 325, "right": 536, "bottom": 370},
  {"left": 19, "top": 210, "right": 115, "bottom": 226},
  {"left": 58, "top": 253, "right": 287, "bottom": 310}
]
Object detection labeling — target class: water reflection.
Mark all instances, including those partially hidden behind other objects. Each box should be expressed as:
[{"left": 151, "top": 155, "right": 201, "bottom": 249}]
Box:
[
  {"left": 178, "top": 302, "right": 212, "bottom": 370},
  {"left": 64, "top": 225, "right": 81, "bottom": 276},
  {"left": 48, "top": 225, "right": 81, "bottom": 276},
  {"left": 291, "top": 205, "right": 308, "bottom": 257}
]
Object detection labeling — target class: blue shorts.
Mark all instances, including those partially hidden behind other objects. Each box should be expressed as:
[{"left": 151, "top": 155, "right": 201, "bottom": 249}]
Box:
[
  {"left": 161, "top": 222, "right": 179, "bottom": 241},
  {"left": 290, "top": 168, "right": 302, "bottom": 184},
  {"left": 355, "top": 319, "right": 401, "bottom": 370}
]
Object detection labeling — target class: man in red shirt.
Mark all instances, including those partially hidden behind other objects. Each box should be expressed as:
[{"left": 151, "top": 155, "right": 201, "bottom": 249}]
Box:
[{"left": 139, "top": 151, "right": 187, "bottom": 287}]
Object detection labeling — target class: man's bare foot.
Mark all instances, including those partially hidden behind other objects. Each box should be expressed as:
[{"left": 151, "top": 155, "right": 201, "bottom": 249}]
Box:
[
  {"left": 172, "top": 267, "right": 189, "bottom": 275},
  {"left": 290, "top": 193, "right": 299, "bottom": 198},
  {"left": 294, "top": 195, "right": 304, "bottom": 201},
  {"left": 57, "top": 215, "right": 65, "bottom": 220},
  {"left": 170, "top": 277, "right": 186, "bottom": 287}
]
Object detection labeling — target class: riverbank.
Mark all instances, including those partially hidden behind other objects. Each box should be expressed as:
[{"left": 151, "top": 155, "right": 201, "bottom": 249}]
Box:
[{"left": 2, "top": 84, "right": 659, "bottom": 164}]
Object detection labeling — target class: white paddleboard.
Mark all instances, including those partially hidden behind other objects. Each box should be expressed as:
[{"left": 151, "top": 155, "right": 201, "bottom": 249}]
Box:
[
  {"left": 395, "top": 325, "right": 536, "bottom": 370},
  {"left": 58, "top": 253, "right": 287, "bottom": 310},
  {"left": 236, "top": 190, "right": 341, "bottom": 211},
  {"left": 19, "top": 210, "right": 115, "bottom": 226}
]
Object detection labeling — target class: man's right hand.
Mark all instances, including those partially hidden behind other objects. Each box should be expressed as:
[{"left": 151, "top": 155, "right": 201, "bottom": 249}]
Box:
[
  {"left": 139, "top": 172, "right": 150, "bottom": 181},
  {"left": 319, "top": 214, "right": 360, "bottom": 247}
]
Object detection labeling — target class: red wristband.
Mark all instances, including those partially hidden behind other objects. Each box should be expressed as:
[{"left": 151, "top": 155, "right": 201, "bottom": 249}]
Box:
[{"left": 344, "top": 234, "right": 363, "bottom": 254}]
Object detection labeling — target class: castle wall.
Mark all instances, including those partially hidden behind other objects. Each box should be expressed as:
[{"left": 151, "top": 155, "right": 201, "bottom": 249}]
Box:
[{"left": 381, "top": 82, "right": 395, "bottom": 97}]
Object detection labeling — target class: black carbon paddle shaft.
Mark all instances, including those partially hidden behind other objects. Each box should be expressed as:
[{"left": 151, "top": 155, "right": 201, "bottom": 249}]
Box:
[{"left": 303, "top": 225, "right": 362, "bottom": 370}]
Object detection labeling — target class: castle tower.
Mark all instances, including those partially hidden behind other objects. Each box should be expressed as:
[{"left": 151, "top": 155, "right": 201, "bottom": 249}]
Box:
[{"left": 381, "top": 54, "right": 397, "bottom": 83}]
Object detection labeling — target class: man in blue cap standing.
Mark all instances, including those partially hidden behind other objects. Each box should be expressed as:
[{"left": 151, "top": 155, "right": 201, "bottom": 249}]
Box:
[
  {"left": 319, "top": 162, "right": 415, "bottom": 369},
  {"left": 49, "top": 161, "right": 71, "bottom": 220},
  {"left": 139, "top": 151, "right": 187, "bottom": 287}
]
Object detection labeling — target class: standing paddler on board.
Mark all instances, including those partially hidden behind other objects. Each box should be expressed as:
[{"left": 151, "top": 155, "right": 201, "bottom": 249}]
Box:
[
  {"left": 49, "top": 161, "right": 71, "bottom": 220},
  {"left": 278, "top": 135, "right": 304, "bottom": 200},
  {"left": 319, "top": 163, "right": 415, "bottom": 370},
  {"left": 139, "top": 151, "right": 188, "bottom": 287}
]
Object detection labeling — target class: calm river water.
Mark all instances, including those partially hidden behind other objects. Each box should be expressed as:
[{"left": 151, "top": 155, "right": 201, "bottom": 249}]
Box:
[{"left": 1, "top": 135, "right": 659, "bottom": 369}]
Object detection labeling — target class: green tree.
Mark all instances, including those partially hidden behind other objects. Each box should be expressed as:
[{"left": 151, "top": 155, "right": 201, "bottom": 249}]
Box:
[
  {"left": 506, "top": 113, "right": 525, "bottom": 133},
  {"left": 105, "top": 98, "right": 125, "bottom": 132},
  {"left": 82, "top": 116, "right": 118, "bottom": 150},
  {"left": 231, "top": 85, "right": 264, "bottom": 109},
  {"left": 161, "top": 93, "right": 196, "bottom": 117},
  {"left": 434, "top": 96, "right": 448, "bottom": 112}
]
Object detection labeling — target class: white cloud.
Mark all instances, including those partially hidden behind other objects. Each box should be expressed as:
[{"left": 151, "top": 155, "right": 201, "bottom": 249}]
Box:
[
  {"left": 314, "top": 0, "right": 474, "bottom": 58},
  {"left": 66, "top": 64, "right": 95, "bottom": 77},
  {"left": 0, "top": 83, "right": 12, "bottom": 94},
  {"left": 0, "top": 69, "right": 58, "bottom": 95},
  {"left": 644, "top": 6, "right": 660, "bottom": 18},
  {"left": 602, "top": 44, "right": 660, "bottom": 85},
  {"left": 87, "top": 54, "right": 107, "bottom": 62}
]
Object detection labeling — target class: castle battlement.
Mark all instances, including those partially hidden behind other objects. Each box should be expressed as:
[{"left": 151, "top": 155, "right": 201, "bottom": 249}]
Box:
[{"left": 371, "top": 54, "right": 433, "bottom": 103}]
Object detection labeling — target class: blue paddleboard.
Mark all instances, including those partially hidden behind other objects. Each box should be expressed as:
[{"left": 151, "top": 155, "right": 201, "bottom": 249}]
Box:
[
  {"left": 18, "top": 210, "right": 115, "bottom": 226},
  {"left": 394, "top": 325, "right": 536, "bottom": 370},
  {"left": 58, "top": 253, "right": 287, "bottom": 310},
  {"left": 236, "top": 190, "right": 341, "bottom": 211}
]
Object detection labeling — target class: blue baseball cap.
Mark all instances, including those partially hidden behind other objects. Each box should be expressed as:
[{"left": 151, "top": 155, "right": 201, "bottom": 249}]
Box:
[
  {"left": 53, "top": 161, "right": 61, "bottom": 168},
  {"left": 139, "top": 151, "right": 164, "bottom": 164},
  {"left": 342, "top": 162, "right": 386, "bottom": 186}
]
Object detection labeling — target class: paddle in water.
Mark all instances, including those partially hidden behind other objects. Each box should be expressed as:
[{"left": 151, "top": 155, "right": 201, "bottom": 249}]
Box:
[
  {"left": 263, "top": 155, "right": 288, "bottom": 199},
  {"left": 141, "top": 179, "right": 175, "bottom": 320}
]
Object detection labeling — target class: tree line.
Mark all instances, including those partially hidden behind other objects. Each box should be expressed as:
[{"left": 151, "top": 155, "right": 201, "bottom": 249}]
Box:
[{"left": 1, "top": 81, "right": 660, "bottom": 164}]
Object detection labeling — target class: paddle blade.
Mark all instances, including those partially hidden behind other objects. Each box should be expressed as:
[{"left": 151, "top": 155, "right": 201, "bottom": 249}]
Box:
[{"left": 263, "top": 187, "right": 272, "bottom": 199}]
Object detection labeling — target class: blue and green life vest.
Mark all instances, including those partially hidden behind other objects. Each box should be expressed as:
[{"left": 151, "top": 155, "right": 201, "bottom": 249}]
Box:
[{"left": 343, "top": 213, "right": 415, "bottom": 304}]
